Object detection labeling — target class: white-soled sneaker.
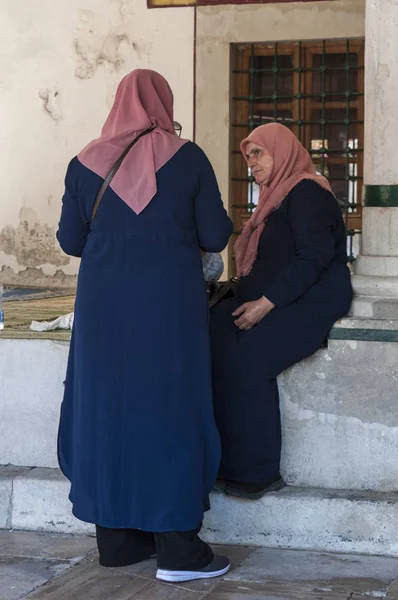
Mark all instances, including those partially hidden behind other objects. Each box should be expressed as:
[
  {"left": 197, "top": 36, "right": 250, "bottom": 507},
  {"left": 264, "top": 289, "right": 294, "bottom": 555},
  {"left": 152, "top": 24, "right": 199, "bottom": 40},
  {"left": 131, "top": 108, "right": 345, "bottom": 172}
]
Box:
[{"left": 156, "top": 555, "right": 230, "bottom": 583}]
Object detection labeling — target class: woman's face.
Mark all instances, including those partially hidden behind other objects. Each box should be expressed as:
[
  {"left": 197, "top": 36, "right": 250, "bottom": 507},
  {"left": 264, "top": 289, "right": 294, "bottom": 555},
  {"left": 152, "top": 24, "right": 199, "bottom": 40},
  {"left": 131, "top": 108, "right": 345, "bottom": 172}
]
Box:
[{"left": 245, "top": 142, "right": 273, "bottom": 185}]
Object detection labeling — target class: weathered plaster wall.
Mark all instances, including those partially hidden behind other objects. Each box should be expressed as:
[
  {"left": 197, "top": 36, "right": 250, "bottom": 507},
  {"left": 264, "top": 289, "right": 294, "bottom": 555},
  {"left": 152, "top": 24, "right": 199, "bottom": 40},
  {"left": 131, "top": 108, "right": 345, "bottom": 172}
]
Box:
[{"left": 0, "top": 0, "right": 194, "bottom": 286}]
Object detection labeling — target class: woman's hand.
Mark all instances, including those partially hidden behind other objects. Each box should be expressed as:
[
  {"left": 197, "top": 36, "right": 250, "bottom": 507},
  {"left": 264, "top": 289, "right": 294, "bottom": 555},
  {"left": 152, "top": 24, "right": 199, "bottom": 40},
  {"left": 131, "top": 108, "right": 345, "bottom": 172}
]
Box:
[{"left": 233, "top": 297, "right": 275, "bottom": 330}]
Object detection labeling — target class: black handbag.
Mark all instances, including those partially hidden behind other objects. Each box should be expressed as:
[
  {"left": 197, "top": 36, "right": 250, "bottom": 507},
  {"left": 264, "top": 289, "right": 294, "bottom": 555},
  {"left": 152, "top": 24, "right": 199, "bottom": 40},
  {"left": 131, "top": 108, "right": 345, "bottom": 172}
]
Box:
[
  {"left": 208, "top": 277, "right": 239, "bottom": 309},
  {"left": 90, "top": 127, "right": 155, "bottom": 223}
]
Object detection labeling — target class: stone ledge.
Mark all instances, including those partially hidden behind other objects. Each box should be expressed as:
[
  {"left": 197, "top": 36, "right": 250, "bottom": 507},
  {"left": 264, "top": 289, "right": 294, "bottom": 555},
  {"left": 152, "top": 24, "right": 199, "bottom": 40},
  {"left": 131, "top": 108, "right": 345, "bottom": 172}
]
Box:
[
  {"left": 0, "top": 466, "right": 30, "bottom": 529},
  {"left": 355, "top": 255, "right": 398, "bottom": 277},
  {"left": 204, "top": 487, "right": 398, "bottom": 557},
  {"left": 3, "top": 467, "right": 398, "bottom": 558},
  {"left": 330, "top": 327, "right": 398, "bottom": 342},
  {"left": 2, "top": 336, "right": 398, "bottom": 491},
  {"left": 332, "top": 316, "right": 398, "bottom": 340},
  {"left": 336, "top": 318, "right": 398, "bottom": 330},
  {"left": 352, "top": 275, "right": 398, "bottom": 298},
  {"left": 11, "top": 468, "right": 94, "bottom": 535},
  {"left": 349, "top": 296, "right": 398, "bottom": 321}
]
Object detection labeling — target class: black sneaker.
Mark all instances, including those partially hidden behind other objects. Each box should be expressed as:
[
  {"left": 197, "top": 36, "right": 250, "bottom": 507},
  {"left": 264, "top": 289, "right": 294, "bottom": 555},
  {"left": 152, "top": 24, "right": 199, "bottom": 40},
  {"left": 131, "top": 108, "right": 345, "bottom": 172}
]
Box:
[
  {"left": 225, "top": 477, "right": 286, "bottom": 500},
  {"left": 156, "top": 555, "right": 230, "bottom": 583}
]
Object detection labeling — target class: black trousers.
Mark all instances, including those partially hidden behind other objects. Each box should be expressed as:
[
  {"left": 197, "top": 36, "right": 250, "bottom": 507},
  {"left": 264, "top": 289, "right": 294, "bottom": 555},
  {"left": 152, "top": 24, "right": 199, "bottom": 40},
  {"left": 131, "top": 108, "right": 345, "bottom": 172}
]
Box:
[{"left": 96, "top": 525, "right": 214, "bottom": 571}]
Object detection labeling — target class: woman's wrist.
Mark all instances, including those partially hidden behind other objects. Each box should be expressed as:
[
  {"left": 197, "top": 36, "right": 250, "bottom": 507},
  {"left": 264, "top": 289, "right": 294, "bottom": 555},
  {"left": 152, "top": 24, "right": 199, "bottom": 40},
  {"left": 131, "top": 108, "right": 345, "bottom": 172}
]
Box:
[{"left": 260, "top": 296, "right": 275, "bottom": 310}]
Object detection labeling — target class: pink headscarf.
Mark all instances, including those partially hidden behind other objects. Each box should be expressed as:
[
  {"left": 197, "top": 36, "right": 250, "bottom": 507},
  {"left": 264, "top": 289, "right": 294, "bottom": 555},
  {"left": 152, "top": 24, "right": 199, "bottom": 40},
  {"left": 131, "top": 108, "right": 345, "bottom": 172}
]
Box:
[
  {"left": 78, "top": 69, "right": 188, "bottom": 215},
  {"left": 235, "top": 123, "right": 334, "bottom": 277}
]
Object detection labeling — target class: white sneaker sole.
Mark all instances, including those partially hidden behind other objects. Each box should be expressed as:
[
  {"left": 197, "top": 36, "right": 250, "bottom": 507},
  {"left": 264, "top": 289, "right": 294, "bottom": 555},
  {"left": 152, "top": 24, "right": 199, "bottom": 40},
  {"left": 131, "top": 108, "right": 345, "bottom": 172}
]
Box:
[{"left": 156, "top": 563, "right": 230, "bottom": 583}]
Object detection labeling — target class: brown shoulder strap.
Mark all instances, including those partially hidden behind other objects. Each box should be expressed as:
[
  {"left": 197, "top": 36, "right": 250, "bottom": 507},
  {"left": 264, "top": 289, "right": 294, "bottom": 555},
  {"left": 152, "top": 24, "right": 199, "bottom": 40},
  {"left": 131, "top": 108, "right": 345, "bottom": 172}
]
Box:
[
  {"left": 209, "top": 277, "right": 239, "bottom": 309},
  {"left": 90, "top": 127, "right": 155, "bottom": 224}
]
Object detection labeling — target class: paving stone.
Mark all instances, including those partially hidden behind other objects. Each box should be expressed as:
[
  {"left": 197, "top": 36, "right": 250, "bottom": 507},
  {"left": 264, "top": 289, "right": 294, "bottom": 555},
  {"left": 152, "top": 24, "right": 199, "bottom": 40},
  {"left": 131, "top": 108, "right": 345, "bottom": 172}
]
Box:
[
  {"left": 206, "top": 580, "right": 348, "bottom": 599},
  {"left": 24, "top": 558, "right": 152, "bottom": 599},
  {"left": 226, "top": 547, "right": 398, "bottom": 583},
  {"left": 386, "top": 579, "right": 398, "bottom": 599},
  {"left": 224, "top": 547, "right": 398, "bottom": 598},
  {"left": 213, "top": 545, "right": 257, "bottom": 571},
  {"left": 131, "top": 582, "right": 208, "bottom": 599},
  {"left": 2, "top": 532, "right": 397, "bottom": 600},
  {"left": 0, "top": 556, "right": 70, "bottom": 600},
  {"left": 0, "top": 530, "right": 96, "bottom": 561}
]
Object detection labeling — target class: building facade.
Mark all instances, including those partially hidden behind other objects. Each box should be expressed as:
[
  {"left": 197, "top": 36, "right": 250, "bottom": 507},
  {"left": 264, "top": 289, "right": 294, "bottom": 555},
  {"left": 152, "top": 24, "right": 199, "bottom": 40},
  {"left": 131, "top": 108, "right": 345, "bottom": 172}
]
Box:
[
  {"left": 2, "top": 1, "right": 398, "bottom": 553},
  {"left": 0, "top": 0, "right": 366, "bottom": 285}
]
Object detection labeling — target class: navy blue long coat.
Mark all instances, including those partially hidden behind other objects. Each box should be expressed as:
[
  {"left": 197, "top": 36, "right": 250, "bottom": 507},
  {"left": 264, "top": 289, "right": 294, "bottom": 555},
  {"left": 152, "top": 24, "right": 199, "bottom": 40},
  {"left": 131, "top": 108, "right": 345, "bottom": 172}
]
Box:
[{"left": 57, "top": 142, "right": 233, "bottom": 531}]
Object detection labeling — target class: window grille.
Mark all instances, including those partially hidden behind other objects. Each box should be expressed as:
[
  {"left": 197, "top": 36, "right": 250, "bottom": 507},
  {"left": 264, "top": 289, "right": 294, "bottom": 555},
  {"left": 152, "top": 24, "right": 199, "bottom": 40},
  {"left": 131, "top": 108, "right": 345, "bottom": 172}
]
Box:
[{"left": 231, "top": 40, "right": 365, "bottom": 264}]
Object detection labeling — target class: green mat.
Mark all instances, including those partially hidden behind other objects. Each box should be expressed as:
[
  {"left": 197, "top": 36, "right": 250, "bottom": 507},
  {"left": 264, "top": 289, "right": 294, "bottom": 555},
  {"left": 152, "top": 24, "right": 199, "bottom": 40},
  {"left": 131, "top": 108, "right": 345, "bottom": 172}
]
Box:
[
  {"left": 0, "top": 330, "right": 72, "bottom": 341},
  {"left": 1, "top": 295, "right": 75, "bottom": 341}
]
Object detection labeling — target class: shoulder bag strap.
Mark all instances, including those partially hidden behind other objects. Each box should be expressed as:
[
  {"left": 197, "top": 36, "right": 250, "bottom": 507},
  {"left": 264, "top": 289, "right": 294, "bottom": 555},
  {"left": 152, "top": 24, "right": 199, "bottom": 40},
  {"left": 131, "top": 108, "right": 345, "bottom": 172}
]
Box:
[
  {"left": 90, "top": 127, "right": 155, "bottom": 224},
  {"left": 209, "top": 277, "right": 239, "bottom": 309}
]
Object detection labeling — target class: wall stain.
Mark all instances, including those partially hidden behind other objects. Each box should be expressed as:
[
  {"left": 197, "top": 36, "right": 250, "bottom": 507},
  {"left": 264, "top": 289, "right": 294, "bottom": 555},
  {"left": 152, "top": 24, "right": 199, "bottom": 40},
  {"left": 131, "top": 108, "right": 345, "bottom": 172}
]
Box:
[
  {"left": 130, "top": 39, "right": 153, "bottom": 62},
  {"left": 73, "top": 8, "right": 132, "bottom": 80},
  {"left": 39, "top": 87, "right": 63, "bottom": 122},
  {"left": 0, "top": 265, "right": 77, "bottom": 288},
  {"left": 74, "top": 32, "right": 130, "bottom": 80},
  {"left": 115, "top": 0, "right": 129, "bottom": 19},
  {"left": 0, "top": 208, "right": 69, "bottom": 268}
]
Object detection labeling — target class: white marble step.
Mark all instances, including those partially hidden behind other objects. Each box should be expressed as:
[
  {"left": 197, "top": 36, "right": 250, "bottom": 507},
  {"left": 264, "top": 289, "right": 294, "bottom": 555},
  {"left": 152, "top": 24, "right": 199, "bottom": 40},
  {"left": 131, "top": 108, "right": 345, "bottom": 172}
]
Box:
[
  {"left": 2, "top": 466, "right": 398, "bottom": 558},
  {"left": 2, "top": 337, "right": 398, "bottom": 494}
]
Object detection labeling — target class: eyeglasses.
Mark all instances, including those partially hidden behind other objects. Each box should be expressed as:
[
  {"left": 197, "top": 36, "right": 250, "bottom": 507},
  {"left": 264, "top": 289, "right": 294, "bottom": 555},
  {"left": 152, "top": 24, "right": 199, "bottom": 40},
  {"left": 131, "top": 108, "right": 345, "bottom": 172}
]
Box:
[{"left": 173, "top": 121, "right": 182, "bottom": 137}]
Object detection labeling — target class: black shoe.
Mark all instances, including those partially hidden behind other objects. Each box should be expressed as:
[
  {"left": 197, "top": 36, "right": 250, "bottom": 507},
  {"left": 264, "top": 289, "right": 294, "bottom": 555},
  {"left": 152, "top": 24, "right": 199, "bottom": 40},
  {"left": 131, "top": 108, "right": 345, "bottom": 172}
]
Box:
[
  {"left": 225, "top": 477, "right": 286, "bottom": 500},
  {"left": 156, "top": 555, "right": 230, "bottom": 583}
]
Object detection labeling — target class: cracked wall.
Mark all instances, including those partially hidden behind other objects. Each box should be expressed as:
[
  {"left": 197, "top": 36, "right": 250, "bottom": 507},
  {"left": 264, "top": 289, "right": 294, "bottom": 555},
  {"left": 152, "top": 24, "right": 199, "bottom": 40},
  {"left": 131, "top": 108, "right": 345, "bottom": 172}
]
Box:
[{"left": 0, "top": 0, "right": 194, "bottom": 286}]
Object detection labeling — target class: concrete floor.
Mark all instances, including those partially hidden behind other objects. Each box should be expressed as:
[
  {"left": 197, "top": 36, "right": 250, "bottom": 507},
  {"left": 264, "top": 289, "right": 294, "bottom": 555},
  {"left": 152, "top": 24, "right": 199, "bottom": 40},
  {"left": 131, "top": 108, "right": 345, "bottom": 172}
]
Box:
[{"left": 1, "top": 531, "right": 398, "bottom": 599}]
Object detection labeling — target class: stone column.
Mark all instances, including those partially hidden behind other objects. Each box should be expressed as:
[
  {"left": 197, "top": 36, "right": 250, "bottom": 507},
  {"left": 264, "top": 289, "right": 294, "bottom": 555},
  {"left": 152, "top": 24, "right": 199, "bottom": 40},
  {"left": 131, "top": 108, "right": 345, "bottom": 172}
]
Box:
[{"left": 352, "top": 0, "right": 398, "bottom": 319}]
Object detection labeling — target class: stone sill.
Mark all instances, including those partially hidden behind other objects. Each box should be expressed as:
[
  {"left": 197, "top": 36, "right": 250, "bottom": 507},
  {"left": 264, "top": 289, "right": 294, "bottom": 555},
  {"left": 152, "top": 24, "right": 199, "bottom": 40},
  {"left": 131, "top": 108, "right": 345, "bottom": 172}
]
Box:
[{"left": 331, "top": 318, "right": 398, "bottom": 342}]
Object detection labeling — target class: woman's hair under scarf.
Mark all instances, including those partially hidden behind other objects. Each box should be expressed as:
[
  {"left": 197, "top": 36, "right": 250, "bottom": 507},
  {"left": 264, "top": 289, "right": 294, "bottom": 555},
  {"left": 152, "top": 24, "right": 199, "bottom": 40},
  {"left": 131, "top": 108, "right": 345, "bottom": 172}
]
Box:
[
  {"left": 78, "top": 69, "right": 188, "bottom": 215},
  {"left": 234, "top": 123, "right": 334, "bottom": 277}
]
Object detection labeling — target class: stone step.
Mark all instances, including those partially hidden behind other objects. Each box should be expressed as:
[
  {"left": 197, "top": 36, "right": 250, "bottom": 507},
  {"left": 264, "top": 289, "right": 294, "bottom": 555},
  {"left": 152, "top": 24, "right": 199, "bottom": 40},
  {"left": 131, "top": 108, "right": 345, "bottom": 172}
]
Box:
[
  {"left": 352, "top": 275, "right": 398, "bottom": 298},
  {"left": 2, "top": 466, "right": 398, "bottom": 558},
  {"left": 350, "top": 295, "right": 398, "bottom": 320},
  {"left": 2, "top": 338, "right": 398, "bottom": 493}
]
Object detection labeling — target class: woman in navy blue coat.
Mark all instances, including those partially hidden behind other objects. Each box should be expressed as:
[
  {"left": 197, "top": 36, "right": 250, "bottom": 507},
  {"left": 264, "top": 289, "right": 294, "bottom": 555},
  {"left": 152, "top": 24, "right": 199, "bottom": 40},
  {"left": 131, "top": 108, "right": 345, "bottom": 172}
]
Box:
[
  {"left": 211, "top": 124, "right": 352, "bottom": 500},
  {"left": 57, "top": 70, "right": 232, "bottom": 583}
]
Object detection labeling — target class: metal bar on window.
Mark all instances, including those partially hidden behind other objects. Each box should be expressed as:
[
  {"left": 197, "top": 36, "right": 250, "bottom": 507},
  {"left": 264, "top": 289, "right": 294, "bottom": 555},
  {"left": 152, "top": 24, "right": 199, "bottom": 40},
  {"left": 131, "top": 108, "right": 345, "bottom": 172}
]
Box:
[
  {"left": 248, "top": 44, "right": 255, "bottom": 214},
  {"left": 232, "top": 66, "right": 364, "bottom": 74},
  {"left": 273, "top": 43, "right": 278, "bottom": 123}
]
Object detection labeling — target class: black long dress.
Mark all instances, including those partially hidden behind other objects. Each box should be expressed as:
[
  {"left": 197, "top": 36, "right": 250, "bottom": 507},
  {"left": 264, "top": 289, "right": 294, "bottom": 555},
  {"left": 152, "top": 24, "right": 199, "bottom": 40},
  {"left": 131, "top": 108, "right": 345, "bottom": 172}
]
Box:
[{"left": 210, "top": 179, "right": 353, "bottom": 484}]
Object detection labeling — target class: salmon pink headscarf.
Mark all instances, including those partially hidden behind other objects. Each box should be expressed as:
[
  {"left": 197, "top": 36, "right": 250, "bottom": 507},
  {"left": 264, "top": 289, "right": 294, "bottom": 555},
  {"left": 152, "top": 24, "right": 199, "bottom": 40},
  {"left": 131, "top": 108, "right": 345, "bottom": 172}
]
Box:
[
  {"left": 78, "top": 69, "right": 188, "bottom": 215},
  {"left": 235, "top": 123, "right": 334, "bottom": 277}
]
